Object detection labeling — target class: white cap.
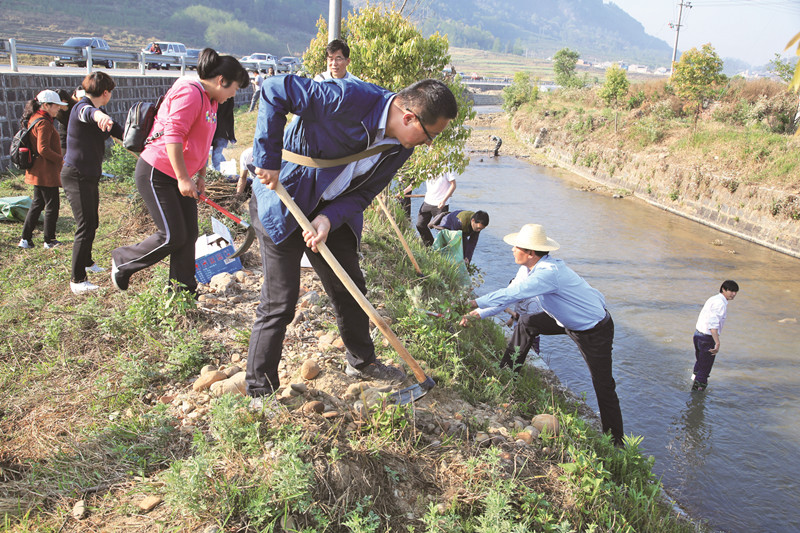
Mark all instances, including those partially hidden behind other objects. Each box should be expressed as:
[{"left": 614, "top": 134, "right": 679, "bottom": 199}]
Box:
[{"left": 36, "top": 90, "right": 68, "bottom": 106}]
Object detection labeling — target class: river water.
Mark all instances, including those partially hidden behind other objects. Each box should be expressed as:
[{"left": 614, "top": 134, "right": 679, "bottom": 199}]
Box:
[{"left": 409, "top": 142, "right": 800, "bottom": 532}]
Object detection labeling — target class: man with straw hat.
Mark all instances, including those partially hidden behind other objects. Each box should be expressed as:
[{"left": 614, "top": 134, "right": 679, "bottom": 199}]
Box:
[{"left": 461, "top": 223, "right": 624, "bottom": 446}]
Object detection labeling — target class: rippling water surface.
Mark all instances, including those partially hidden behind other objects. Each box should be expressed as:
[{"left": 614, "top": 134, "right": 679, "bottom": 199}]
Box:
[{"left": 408, "top": 147, "right": 800, "bottom": 532}]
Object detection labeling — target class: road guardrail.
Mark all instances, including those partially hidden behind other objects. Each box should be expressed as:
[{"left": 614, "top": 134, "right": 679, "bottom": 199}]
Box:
[{"left": 1, "top": 38, "right": 197, "bottom": 76}]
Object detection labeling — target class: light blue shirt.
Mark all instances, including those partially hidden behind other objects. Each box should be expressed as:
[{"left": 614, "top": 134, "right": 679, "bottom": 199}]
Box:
[
  {"left": 474, "top": 255, "right": 607, "bottom": 331},
  {"left": 477, "top": 265, "right": 544, "bottom": 319}
]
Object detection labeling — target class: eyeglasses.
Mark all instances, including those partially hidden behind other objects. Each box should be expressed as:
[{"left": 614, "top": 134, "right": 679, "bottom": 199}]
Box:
[
  {"left": 327, "top": 56, "right": 348, "bottom": 63},
  {"left": 406, "top": 108, "right": 436, "bottom": 143}
]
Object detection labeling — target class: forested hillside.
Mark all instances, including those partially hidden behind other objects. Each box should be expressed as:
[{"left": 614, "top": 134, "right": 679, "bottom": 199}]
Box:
[
  {"left": 2, "top": 0, "right": 673, "bottom": 66},
  {"left": 1, "top": 0, "right": 340, "bottom": 55}
]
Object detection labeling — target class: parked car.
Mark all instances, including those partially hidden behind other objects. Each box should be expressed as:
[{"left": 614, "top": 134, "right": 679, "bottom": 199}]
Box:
[
  {"left": 278, "top": 56, "right": 301, "bottom": 72},
  {"left": 241, "top": 52, "right": 278, "bottom": 73},
  {"left": 53, "top": 37, "right": 113, "bottom": 68},
  {"left": 142, "top": 41, "right": 187, "bottom": 70},
  {"left": 186, "top": 48, "right": 201, "bottom": 70}
]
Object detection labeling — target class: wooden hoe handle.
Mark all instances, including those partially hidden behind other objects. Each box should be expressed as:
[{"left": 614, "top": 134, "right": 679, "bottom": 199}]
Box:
[{"left": 273, "top": 182, "right": 429, "bottom": 384}]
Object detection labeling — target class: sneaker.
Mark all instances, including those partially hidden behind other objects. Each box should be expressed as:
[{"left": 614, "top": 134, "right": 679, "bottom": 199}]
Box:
[
  {"left": 691, "top": 380, "right": 707, "bottom": 392},
  {"left": 345, "top": 360, "right": 407, "bottom": 382},
  {"left": 86, "top": 263, "right": 106, "bottom": 274},
  {"left": 111, "top": 259, "right": 128, "bottom": 291},
  {"left": 70, "top": 280, "right": 100, "bottom": 295},
  {"left": 248, "top": 394, "right": 285, "bottom": 416},
  {"left": 43, "top": 240, "right": 62, "bottom": 249},
  {"left": 18, "top": 239, "right": 34, "bottom": 249}
]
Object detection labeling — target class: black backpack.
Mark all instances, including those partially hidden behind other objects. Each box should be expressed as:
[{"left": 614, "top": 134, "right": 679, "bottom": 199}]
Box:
[
  {"left": 9, "top": 117, "right": 46, "bottom": 170},
  {"left": 122, "top": 95, "right": 164, "bottom": 152}
]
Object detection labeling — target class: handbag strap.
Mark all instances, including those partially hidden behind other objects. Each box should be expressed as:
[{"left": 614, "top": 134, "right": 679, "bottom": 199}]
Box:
[{"left": 281, "top": 143, "right": 392, "bottom": 168}]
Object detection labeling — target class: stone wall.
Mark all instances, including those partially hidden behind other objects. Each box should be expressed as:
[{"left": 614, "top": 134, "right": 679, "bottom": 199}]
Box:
[{"left": 0, "top": 72, "right": 254, "bottom": 172}]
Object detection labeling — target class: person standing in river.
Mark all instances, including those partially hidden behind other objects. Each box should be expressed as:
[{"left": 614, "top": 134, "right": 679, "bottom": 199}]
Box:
[
  {"left": 460, "top": 223, "right": 624, "bottom": 446},
  {"left": 692, "top": 280, "right": 739, "bottom": 392}
]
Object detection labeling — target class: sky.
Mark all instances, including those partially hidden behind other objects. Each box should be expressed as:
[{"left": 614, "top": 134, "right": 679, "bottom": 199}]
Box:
[{"left": 606, "top": 0, "right": 800, "bottom": 66}]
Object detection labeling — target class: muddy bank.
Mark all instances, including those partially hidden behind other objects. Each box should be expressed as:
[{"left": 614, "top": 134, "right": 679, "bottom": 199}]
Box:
[{"left": 468, "top": 112, "right": 800, "bottom": 259}]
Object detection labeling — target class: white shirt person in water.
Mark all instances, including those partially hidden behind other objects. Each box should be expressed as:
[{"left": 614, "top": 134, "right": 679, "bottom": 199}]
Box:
[{"left": 692, "top": 279, "right": 739, "bottom": 392}]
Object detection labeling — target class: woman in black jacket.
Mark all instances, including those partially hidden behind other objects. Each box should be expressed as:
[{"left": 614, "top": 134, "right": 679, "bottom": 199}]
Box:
[{"left": 61, "top": 72, "right": 123, "bottom": 295}]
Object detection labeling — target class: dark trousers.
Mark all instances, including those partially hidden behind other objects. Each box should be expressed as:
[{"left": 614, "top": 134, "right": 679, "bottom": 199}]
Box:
[
  {"left": 111, "top": 158, "right": 198, "bottom": 293},
  {"left": 245, "top": 197, "right": 375, "bottom": 397},
  {"left": 692, "top": 332, "right": 716, "bottom": 384},
  {"left": 61, "top": 164, "right": 99, "bottom": 283},
  {"left": 504, "top": 311, "right": 624, "bottom": 444},
  {"left": 416, "top": 201, "right": 448, "bottom": 246},
  {"left": 248, "top": 89, "right": 259, "bottom": 112},
  {"left": 21, "top": 185, "right": 60, "bottom": 244}
]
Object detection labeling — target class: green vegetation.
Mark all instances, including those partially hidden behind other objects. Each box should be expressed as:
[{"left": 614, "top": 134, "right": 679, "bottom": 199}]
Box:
[
  {"left": 671, "top": 44, "right": 726, "bottom": 129},
  {"left": 553, "top": 48, "right": 583, "bottom": 88},
  {"left": 0, "top": 162, "right": 699, "bottom": 530},
  {"left": 502, "top": 72, "right": 539, "bottom": 113},
  {"left": 303, "top": 5, "right": 475, "bottom": 188},
  {"left": 509, "top": 75, "right": 799, "bottom": 193}
]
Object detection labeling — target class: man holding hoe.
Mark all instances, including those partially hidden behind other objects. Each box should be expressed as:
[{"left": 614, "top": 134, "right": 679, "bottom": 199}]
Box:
[{"left": 246, "top": 74, "right": 458, "bottom": 407}]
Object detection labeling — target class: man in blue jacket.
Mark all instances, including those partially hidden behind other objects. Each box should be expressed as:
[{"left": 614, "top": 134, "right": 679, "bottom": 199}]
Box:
[{"left": 246, "top": 76, "right": 458, "bottom": 402}]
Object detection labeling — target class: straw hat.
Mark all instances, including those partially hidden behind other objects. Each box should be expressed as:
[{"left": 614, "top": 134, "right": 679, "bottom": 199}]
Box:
[{"left": 503, "top": 224, "right": 560, "bottom": 251}]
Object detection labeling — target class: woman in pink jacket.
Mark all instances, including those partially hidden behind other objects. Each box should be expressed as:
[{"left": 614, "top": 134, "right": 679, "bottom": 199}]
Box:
[{"left": 111, "top": 48, "right": 249, "bottom": 295}]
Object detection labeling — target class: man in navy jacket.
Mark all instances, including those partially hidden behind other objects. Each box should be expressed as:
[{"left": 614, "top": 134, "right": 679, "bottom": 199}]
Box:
[{"left": 246, "top": 75, "right": 458, "bottom": 401}]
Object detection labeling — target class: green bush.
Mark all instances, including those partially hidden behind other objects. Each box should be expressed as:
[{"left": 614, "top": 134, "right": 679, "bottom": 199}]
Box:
[
  {"left": 103, "top": 142, "right": 138, "bottom": 180},
  {"left": 502, "top": 72, "right": 539, "bottom": 113}
]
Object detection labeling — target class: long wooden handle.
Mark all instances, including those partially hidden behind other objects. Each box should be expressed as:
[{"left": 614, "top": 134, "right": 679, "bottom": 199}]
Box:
[
  {"left": 273, "top": 182, "right": 428, "bottom": 384},
  {"left": 375, "top": 195, "right": 422, "bottom": 276}
]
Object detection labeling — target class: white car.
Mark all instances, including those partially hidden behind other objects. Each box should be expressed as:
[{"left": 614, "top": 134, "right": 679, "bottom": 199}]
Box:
[
  {"left": 142, "top": 41, "right": 187, "bottom": 70},
  {"left": 241, "top": 52, "right": 278, "bottom": 73}
]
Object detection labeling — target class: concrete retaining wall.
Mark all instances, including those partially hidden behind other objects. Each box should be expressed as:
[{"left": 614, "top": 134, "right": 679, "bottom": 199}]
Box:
[
  {"left": 0, "top": 72, "right": 253, "bottom": 172},
  {"left": 542, "top": 145, "right": 800, "bottom": 259}
]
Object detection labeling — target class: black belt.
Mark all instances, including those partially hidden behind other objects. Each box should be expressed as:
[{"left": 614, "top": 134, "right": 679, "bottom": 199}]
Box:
[{"left": 580, "top": 311, "right": 611, "bottom": 333}]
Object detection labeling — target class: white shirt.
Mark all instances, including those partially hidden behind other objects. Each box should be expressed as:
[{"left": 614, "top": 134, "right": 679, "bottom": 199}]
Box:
[
  {"left": 423, "top": 171, "right": 457, "bottom": 205},
  {"left": 321, "top": 95, "right": 399, "bottom": 201},
  {"left": 696, "top": 293, "right": 728, "bottom": 334},
  {"left": 313, "top": 71, "right": 362, "bottom": 82}
]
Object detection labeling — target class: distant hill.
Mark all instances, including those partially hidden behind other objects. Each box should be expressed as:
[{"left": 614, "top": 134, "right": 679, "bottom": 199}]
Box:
[
  {"left": 403, "top": 0, "right": 673, "bottom": 66},
  {"left": 0, "top": 0, "right": 337, "bottom": 56},
  {"left": 2, "top": 0, "right": 672, "bottom": 67}
]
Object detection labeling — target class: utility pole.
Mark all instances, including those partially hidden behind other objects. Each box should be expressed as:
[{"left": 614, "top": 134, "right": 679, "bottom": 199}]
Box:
[
  {"left": 328, "top": 0, "right": 342, "bottom": 42},
  {"left": 669, "top": 0, "right": 692, "bottom": 76}
]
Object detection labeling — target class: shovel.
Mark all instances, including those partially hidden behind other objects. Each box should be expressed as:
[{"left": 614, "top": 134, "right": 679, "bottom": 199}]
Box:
[
  {"left": 375, "top": 194, "right": 422, "bottom": 277},
  {"left": 272, "top": 181, "right": 435, "bottom": 403}
]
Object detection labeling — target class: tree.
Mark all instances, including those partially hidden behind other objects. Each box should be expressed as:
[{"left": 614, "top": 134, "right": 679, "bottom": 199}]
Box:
[
  {"left": 303, "top": 6, "right": 475, "bottom": 187},
  {"left": 598, "top": 64, "right": 629, "bottom": 132},
  {"left": 768, "top": 53, "right": 795, "bottom": 84},
  {"left": 553, "top": 48, "right": 581, "bottom": 88},
  {"left": 671, "top": 43, "right": 725, "bottom": 130},
  {"left": 502, "top": 72, "right": 539, "bottom": 113}
]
